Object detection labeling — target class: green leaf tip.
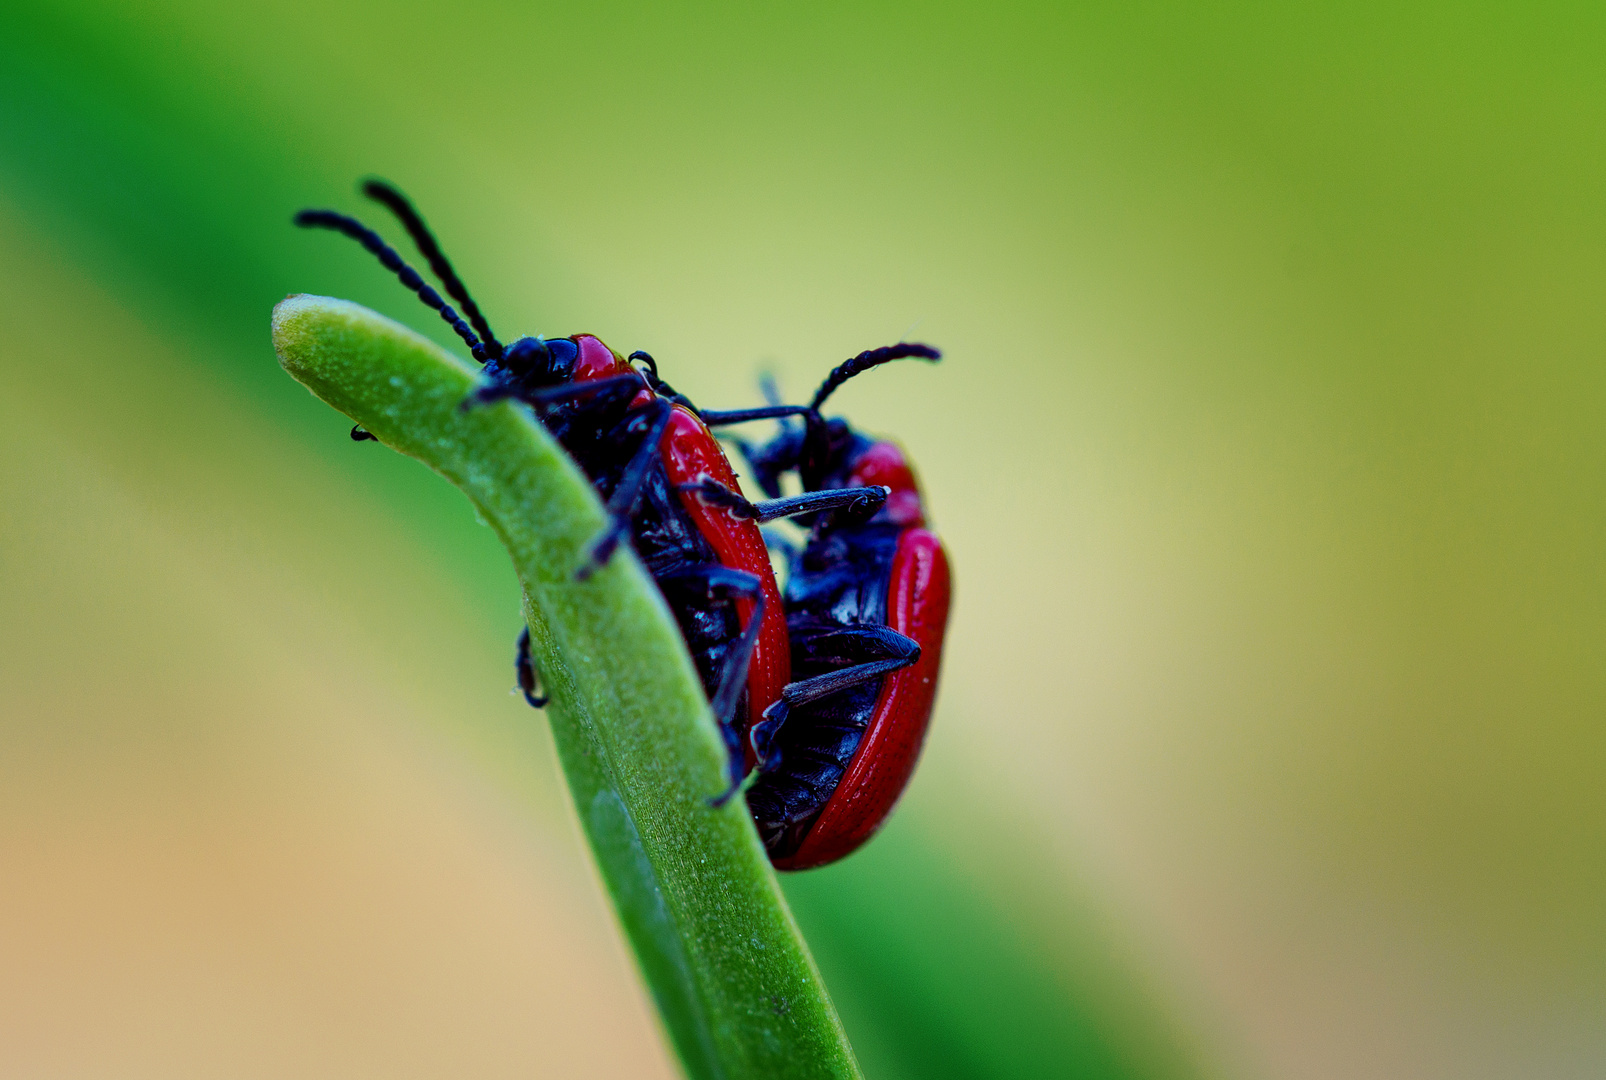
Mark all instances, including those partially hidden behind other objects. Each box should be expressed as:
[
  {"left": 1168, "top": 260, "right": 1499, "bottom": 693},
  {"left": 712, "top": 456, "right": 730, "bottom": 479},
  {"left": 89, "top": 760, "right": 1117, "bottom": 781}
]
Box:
[{"left": 271, "top": 294, "right": 860, "bottom": 1080}]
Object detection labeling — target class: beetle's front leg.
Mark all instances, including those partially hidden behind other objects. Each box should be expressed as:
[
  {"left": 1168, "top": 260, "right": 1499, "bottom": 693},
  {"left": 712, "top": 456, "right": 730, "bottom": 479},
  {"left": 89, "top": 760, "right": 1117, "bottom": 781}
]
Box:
[
  {"left": 655, "top": 564, "right": 767, "bottom": 805},
  {"left": 515, "top": 625, "right": 548, "bottom": 709}
]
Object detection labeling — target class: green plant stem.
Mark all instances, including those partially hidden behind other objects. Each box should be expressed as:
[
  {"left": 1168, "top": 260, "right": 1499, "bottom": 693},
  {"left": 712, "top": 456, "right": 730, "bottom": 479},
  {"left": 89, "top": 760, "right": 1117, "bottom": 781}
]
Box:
[{"left": 273, "top": 295, "right": 859, "bottom": 1080}]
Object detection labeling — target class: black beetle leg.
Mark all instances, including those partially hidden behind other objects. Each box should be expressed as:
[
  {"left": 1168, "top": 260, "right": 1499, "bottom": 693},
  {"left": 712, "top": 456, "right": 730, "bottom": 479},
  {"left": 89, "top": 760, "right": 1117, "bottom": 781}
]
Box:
[
  {"left": 657, "top": 565, "right": 767, "bottom": 805},
  {"left": 516, "top": 626, "right": 548, "bottom": 709},
  {"left": 695, "top": 370, "right": 796, "bottom": 429},
  {"left": 675, "top": 477, "right": 760, "bottom": 516},
  {"left": 699, "top": 404, "right": 812, "bottom": 427},
  {"left": 576, "top": 397, "right": 674, "bottom": 579},
  {"left": 678, "top": 478, "right": 889, "bottom": 524},
  {"left": 750, "top": 625, "right": 921, "bottom": 772}
]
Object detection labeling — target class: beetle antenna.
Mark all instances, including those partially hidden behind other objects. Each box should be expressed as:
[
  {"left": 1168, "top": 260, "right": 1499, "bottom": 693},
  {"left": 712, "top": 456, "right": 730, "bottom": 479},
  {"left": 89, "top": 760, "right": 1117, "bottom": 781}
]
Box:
[
  {"left": 810, "top": 343, "right": 941, "bottom": 411},
  {"left": 759, "top": 372, "right": 782, "bottom": 407},
  {"left": 361, "top": 180, "right": 504, "bottom": 360},
  {"left": 757, "top": 371, "right": 801, "bottom": 437},
  {"left": 295, "top": 209, "right": 489, "bottom": 362}
]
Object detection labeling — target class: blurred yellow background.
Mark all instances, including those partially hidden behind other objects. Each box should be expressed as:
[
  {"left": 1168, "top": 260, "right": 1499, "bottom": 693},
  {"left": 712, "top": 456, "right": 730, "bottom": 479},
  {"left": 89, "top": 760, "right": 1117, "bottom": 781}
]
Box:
[{"left": 2, "top": 2, "right": 1603, "bottom": 1077}]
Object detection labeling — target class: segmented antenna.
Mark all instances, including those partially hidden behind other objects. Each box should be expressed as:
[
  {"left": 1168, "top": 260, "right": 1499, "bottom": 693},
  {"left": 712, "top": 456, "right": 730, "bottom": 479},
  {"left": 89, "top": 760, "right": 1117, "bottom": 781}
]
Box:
[
  {"left": 811, "top": 343, "right": 941, "bottom": 411},
  {"left": 361, "top": 180, "right": 504, "bottom": 360},
  {"left": 294, "top": 209, "right": 489, "bottom": 361}
]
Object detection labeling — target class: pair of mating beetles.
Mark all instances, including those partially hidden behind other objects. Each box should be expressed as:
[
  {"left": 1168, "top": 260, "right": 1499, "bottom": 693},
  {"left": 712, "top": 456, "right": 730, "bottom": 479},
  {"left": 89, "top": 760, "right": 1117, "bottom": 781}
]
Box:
[{"left": 298, "top": 182, "right": 950, "bottom": 870}]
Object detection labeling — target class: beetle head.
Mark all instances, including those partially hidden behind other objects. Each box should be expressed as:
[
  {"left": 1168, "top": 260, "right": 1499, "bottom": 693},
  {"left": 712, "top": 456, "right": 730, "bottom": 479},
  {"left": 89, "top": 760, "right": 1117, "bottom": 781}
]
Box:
[{"left": 490, "top": 335, "right": 580, "bottom": 388}]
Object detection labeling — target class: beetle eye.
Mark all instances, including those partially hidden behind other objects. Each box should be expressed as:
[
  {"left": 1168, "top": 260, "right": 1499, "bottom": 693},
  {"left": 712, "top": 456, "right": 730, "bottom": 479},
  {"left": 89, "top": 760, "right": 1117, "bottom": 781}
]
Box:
[{"left": 544, "top": 338, "right": 579, "bottom": 380}]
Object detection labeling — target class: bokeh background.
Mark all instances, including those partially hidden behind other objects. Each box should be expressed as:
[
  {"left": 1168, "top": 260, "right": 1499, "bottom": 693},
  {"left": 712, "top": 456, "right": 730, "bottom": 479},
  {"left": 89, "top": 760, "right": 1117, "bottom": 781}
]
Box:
[{"left": 3, "top": 2, "right": 1604, "bottom": 1078}]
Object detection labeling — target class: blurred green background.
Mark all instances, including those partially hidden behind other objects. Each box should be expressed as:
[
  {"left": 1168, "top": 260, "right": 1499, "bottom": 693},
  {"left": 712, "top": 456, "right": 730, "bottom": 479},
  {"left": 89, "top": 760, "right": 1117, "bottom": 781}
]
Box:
[{"left": 2, "top": 2, "right": 1603, "bottom": 1077}]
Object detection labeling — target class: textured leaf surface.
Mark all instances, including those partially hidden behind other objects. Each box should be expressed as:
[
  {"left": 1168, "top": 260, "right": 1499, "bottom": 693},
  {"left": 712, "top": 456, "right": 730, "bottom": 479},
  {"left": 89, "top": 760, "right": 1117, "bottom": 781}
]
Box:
[{"left": 272, "top": 294, "right": 858, "bottom": 1080}]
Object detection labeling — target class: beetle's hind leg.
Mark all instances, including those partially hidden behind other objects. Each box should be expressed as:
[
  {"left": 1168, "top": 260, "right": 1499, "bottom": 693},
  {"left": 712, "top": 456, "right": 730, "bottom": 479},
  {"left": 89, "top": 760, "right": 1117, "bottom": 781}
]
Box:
[
  {"left": 578, "top": 397, "right": 674, "bottom": 579},
  {"left": 678, "top": 478, "right": 888, "bottom": 525},
  {"left": 656, "top": 565, "right": 767, "bottom": 806},
  {"left": 750, "top": 625, "right": 920, "bottom": 772},
  {"left": 515, "top": 626, "right": 548, "bottom": 709}
]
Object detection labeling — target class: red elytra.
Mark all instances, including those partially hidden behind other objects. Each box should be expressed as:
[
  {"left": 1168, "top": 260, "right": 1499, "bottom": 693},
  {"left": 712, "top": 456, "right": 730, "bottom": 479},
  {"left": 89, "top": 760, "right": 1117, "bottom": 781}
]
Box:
[
  {"left": 773, "top": 526, "right": 951, "bottom": 870},
  {"left": 571, "top": 334, "right": 789, "bottom": 738},
  {"left": 846, "top": 439, "right": 926, "bottom": 528},
  {"left": 570, "top": 334, "right": 652, "bottom": 408}
]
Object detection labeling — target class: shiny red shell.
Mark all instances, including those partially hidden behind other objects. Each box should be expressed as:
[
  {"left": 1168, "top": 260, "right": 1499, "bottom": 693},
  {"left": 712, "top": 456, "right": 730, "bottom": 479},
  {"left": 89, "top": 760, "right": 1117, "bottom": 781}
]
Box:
[
  {"left": 571, "top": 335, "right": 790, "bottom": 741},
  {"left": 775, "top": 524, "right": 951, "bottom": 870},
  {"left": 571, "top": 333, "right": 654, "bottom": 409}
]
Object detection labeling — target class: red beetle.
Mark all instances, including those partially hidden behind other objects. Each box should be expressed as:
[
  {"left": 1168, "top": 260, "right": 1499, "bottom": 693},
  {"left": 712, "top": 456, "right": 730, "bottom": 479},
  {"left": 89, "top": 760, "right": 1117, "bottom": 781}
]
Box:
[
  {"left": 296, "top": 182, "right": 886, "bottom": 793},
  {"left": 690, "top": 353, "right": 950, "bottom": 868}
]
